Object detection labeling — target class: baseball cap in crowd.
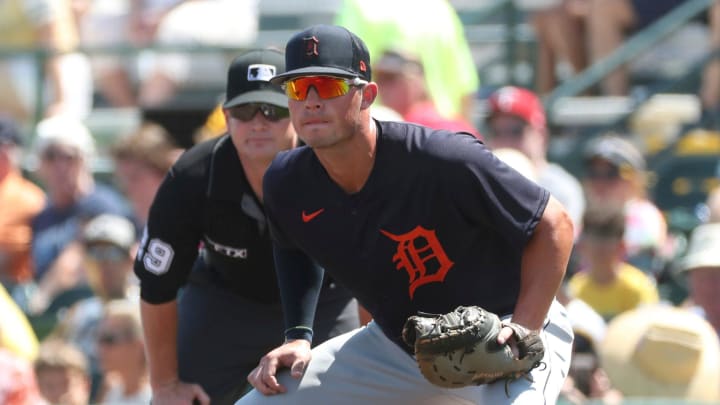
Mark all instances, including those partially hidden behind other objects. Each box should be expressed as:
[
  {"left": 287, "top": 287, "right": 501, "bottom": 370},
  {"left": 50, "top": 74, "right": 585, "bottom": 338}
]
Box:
[
  {"left": 680, "top": 222, "right": 720, "bottom": 272},
  {"left": 82, "top": 214, "right": 137, "bottom": 252},
  {"left": 270, "top": 24, "right": 371, "bottom": 85},
  {"left": 0, "top": 116, "right": 23, "bottom": 146},
  {"left": 223, "top": 49, "right": 288, "bottom": 109},
  {"left": 600, "top": 305, "right": 720, "bottom": 401},
  {"left": 33, "top": 115, "right": 95, "bottom": 160},
  {"left": 486, "top": 86, "right": 546, "bottom": 129},
  {"left": 583, "top": 134, "right": 646, "bottom": 172}
]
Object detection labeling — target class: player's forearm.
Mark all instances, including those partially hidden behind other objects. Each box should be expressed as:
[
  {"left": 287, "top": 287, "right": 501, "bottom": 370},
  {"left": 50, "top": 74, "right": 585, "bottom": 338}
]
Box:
[
  {"left": 140, "top": 299, "right": 180, "bottom": 388},
  {"left": 513, "top": 196, "right": 574, "bottom": 330}
]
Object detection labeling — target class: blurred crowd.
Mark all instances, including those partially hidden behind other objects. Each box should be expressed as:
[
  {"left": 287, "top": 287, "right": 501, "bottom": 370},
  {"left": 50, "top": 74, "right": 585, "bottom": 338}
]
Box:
[{"left": 1, "top": 0, "right": 720, "bottom": 404}]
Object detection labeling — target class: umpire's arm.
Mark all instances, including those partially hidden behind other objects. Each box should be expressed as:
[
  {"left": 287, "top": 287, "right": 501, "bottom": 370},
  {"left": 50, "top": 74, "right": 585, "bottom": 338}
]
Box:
[{"left": 512, "top": 196, "right": 574, "bottom": 330}]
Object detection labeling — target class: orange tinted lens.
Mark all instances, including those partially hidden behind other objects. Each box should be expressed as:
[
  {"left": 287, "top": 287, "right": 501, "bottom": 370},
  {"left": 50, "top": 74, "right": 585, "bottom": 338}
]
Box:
[{"left": 285, "top": 77, "right": 351, "bottom": 101}]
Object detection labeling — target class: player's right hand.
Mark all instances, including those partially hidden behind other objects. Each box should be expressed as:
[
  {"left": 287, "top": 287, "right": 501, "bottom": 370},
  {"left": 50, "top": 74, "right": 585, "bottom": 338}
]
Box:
[
  {"left": 151, "top": 379, "right": 210, "bottom": 405},
  {"left": 247, "top": 339, "right": 312, "bottom": 395}
]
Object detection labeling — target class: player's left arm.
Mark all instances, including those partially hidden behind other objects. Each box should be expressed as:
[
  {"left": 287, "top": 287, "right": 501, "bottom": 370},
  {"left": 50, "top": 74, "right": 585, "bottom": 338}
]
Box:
[{"left": 508, "top": 195, "right": 574, "bottom": 332}]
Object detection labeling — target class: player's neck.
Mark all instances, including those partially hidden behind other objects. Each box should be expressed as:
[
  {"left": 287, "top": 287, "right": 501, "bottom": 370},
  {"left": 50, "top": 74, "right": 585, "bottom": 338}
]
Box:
[{"left": 316, "top": 122, "right": 377, "bottom": 194}]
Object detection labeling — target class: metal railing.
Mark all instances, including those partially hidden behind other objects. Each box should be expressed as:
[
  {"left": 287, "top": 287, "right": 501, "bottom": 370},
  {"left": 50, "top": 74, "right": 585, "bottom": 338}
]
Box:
[{"left": 544, "top": 0, "right": 716, "bottom": 114}]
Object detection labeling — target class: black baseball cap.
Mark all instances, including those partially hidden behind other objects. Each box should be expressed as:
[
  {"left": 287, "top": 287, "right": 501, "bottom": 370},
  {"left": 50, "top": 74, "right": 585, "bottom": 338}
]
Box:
[
  {"left": 0, "top": 116, "right": 22, "bottom": 146},
  {"left": 270, "top": 25, "right": 371, "bottom": 85},
  {"left": 223, "top": 49, "right": 288, "bottom": 109}
]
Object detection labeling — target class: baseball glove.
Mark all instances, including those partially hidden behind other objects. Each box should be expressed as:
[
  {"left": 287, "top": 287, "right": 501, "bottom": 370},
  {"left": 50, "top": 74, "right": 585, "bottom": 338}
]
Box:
[{"left": 402, "top": 306, "right": 545, "bottom": 390}]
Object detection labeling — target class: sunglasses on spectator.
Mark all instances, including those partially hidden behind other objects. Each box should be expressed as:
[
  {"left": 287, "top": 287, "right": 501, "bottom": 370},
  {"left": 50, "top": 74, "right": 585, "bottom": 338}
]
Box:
[
  {"left": 585, "top": 166, "right": 621, "bottom": 181},
  {"left": 96, "top": 331, "right": 132, "bottom": 346},
  {"left": 86, "top": 244, "right": 129, "bottom": 263},
  {"left": 488, "top": 124, "right": 526, "bottom": 139},
  {"left": 227, "top": 103, "right": 290, "bottom": 122},
  {"left": 283, "top": 76, "right": 368, "bottom": 101},
  {"left": 41, "top": 148, "right": 80, "bottom": 162}
]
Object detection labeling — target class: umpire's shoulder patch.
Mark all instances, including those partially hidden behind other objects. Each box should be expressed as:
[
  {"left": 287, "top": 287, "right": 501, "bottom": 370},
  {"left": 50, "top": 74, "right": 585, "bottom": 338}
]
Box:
[{"left": 141, "top": 237, "right": 175, "bottom": 276}]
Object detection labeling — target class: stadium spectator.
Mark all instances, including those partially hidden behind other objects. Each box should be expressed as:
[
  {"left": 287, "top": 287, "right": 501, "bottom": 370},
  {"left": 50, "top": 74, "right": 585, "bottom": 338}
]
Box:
[
  {"left": 0, "top": 0, "right": 92, "bottom": 122},
  {"left": 600, "top": 305, "right": 720, "bottom": 402},
  {"left": 138, "top": 0, "right": 260, "bottom": 107},
  {"left": 568, "top": 204, "right": 659, "bottom": 320},
  {"left": 374, "top": 49, "right": 481, "bottom": 138},
  {"left": 0, "top": 347, "right": 44, "bottom": 405},
  {"left": 582, "top": 134, "right": 668, "bottom": 273},
  {"left": 516, "top": 0, "right": 588, "bottom": 94},
  {"left": 94, "top": 299, "right": 151, "bottom": 404},
  {"left": 679, "top": 222, "right": 720, "bottom": 333},
  {"left": 0, "top": 283, "right": 39, "bottom": 362},
  {"left": 49, "top": 214, "right": 138, "bottom": 401},
  {"left": 75, "top": 0, "right": 184, "bottom": 107},
  {"left": 111, "top": 123, "right": 183, "bottom": 226},
  {"left": 707, "top": 186, "right": 720, "bottom": 222},
  {"left": 533, "top": 0, "right": 720, "bottom": 106},
  {"left": 24, "top": 115, "right": 133, "bottom": 317},
  {"left": 0, "top": 116, "right": 45, "bottom": 287},
  {"left": 486, "top": 86, "right": 586, "bottom": 236},
  {"left": 34, "top": 339, "right": 91, "bottom": 405},
  {"left": 335, "top": 0, "right": 479, "bottom": 122}
]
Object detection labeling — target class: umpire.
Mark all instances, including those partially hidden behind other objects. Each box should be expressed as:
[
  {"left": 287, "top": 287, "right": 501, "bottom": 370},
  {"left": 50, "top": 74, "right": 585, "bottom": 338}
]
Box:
[{"left": 135, "top": 49, "right": 360, "bottom": 405}]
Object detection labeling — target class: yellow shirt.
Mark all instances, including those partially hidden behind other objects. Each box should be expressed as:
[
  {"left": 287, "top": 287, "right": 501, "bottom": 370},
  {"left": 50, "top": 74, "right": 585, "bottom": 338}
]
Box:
[
  {"left": 568, "top": 262, "right": 659, "bottom": 321},
  {"left": 0, "top": 284, "right": 39, "bottom": 361}
]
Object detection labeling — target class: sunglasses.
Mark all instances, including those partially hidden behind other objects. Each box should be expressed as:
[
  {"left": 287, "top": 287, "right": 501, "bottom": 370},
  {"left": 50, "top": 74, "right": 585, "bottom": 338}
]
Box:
[
  {"left": 283, "top": 76, "right": 368, "bottom": 101},
  {"left": 585, "top": 166, "right": 621, "bottom": 181},
  {"left": 96, "top": 331, "right": 132, "bottom": 346},
  {"left": 228, "top": 103, "right": 289, "bottom": 122},
  {"left": 42, "top": 148, "right": 80, "bottom": 162},
  {"left": 86, "top": 244, "right": 130, "bottom": 263}
]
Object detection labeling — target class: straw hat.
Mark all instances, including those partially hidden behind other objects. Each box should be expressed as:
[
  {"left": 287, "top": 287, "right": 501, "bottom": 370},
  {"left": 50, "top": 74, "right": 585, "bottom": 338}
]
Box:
[
  {"left": 600, "top": 305, "right": 720, "bottom": 401},
  {"left": 680, "top": 223, "right": 720, "bottom": 272}
]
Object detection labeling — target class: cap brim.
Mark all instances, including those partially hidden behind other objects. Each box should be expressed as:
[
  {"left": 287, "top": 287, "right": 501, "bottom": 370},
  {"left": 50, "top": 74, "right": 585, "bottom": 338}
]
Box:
[
  {"left": 223, "top": 90, "right": 288, "bottom": 108},
  {"left": 270, "top": 67, "right": 358, "bottom": 85}
]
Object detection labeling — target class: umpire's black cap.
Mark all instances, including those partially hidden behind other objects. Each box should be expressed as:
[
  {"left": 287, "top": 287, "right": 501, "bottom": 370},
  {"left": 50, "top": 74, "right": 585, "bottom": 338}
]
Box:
[
  {"left": 223, "top": 49, "right": 287, "bottom": 109},
  {"left": 270, "top": 25, "right": 371, "bottom": 85}
]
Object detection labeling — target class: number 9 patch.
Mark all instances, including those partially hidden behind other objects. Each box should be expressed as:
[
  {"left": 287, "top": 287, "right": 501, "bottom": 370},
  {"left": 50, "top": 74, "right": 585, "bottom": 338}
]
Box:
[{"left": 142, "top": 238, "right": 174, "bottom": 275}]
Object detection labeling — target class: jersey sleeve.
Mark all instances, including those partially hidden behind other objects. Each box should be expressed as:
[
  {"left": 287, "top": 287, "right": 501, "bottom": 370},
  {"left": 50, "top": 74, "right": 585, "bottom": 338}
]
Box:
[
  {"left": 272, "top": 243, "right": 323, "bottom": 342},
  {"left": 134, "top": 167, "right": 205, "bottom": 304},
  {"left": 432, "top": 133, "right": 549, "bottom": 247},
  {"left": 263, "top": 159, "right": 323, "bottom": 341}
]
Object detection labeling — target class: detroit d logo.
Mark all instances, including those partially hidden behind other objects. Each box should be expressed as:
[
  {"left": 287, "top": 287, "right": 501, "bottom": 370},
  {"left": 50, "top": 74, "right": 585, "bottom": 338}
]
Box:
[
  {"left": 303, "top": 36, "right": 319, "bottom": 57},
  {"left": 380, "top": 226, "right": 454, "bottom": 299}
]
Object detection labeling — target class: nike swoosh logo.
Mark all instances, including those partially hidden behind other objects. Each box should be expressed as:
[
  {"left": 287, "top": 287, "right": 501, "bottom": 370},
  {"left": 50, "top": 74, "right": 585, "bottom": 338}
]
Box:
[{"left": 302, "top": 208, "right": 325, "bottom": 223}]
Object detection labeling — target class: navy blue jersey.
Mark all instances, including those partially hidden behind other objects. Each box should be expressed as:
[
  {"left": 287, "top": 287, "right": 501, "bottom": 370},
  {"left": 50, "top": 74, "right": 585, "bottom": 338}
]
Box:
[{"left": 264, "top": 120, "right": 549, "bottom": 344}]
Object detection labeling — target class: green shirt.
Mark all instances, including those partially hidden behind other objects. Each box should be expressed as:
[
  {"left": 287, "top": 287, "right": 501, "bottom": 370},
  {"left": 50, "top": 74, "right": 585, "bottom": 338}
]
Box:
[{"left": 335, "top": 0, "right": 479, "bottom": 118}]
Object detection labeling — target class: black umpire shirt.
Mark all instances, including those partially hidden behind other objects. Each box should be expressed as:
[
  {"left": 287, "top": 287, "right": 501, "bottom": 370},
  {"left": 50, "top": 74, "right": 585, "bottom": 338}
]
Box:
[{"left": 135, "top": 134, "right": 343, "bottom": 304}]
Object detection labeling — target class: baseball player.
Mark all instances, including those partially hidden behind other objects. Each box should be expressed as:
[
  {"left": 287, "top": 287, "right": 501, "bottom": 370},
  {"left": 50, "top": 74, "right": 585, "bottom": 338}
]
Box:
[
  {"left": 236, "top": 25, "right": 575, "bottom": 405},
  {"left": 135, "top": 49, "right": 360, "bottom": 405}
]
